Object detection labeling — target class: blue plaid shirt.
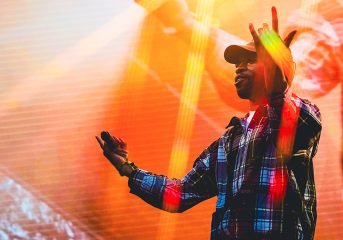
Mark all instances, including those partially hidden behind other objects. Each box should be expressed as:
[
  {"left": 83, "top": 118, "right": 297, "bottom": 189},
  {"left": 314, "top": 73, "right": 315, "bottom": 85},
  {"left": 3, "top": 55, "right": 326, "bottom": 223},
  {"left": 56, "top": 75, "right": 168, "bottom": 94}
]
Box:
[{"left": 128, "top": 89, "right": 321, "bottom": 240}]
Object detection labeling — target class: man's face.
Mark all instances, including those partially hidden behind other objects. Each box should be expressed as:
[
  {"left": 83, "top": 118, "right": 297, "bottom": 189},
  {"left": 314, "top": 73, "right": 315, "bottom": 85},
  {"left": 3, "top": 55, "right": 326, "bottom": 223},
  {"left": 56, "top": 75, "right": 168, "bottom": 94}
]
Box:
[{"left": 234, "top": 53, "right": 263, "bottom": 100}]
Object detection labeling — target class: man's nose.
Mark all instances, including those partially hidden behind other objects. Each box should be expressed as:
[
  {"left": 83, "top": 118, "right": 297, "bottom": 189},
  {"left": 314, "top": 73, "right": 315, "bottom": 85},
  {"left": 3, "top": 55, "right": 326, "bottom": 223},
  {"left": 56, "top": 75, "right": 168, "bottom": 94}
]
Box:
[{"left": 235, "top": 62, "right": 247, "bottom": 74}]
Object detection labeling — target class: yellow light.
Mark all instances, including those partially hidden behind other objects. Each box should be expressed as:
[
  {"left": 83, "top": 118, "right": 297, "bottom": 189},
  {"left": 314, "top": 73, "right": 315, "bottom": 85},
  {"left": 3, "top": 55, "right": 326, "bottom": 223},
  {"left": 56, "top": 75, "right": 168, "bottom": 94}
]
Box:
[
  {"left": 157, "top": 0, "right": 215, "bottom": 239},
  {"left": 259, "top": 30, "right": 295, "bottom": 82}
]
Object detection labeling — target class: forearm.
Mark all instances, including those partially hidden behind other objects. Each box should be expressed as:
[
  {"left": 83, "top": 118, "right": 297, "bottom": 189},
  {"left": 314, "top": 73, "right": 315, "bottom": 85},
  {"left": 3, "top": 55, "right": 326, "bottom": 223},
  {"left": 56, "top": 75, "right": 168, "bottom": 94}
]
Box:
[
  {"left": 128, "top": 159, "right": 217, "bottom": 213},
  {"left": 96, "top": 132, "right": 213, "bottom": 212},
  {"left": 128, "top": 169, "right": 183, "bottom": 212}
]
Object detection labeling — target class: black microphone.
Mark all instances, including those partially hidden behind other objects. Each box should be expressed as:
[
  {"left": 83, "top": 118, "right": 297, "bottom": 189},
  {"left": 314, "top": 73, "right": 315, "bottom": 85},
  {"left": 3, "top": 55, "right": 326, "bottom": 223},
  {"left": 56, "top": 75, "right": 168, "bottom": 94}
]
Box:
[{"left": 101, "top": 131, "right": 119, "bottom": 148}]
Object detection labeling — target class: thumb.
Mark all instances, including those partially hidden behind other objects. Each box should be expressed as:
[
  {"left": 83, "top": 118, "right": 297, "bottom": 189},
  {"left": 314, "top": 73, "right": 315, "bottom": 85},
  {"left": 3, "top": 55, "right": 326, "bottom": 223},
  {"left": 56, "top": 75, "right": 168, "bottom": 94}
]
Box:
[{"left": 283, "top": 30, "right": 297, "bottom": 48}]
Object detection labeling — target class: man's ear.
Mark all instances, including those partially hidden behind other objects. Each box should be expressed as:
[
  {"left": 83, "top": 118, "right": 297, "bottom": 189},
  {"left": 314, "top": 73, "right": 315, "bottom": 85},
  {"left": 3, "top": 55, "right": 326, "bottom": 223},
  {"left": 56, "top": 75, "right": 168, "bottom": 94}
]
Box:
[{"left": 283, "top": 30, "right": 297, "bottom": 48}]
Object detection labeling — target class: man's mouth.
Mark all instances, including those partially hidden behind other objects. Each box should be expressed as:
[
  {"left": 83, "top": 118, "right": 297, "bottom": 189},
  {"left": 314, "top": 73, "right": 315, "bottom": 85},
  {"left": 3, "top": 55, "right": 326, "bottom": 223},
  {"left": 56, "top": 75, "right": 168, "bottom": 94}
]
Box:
[{"left": 234, "top": 76, "right": 248, "bottom": 86}]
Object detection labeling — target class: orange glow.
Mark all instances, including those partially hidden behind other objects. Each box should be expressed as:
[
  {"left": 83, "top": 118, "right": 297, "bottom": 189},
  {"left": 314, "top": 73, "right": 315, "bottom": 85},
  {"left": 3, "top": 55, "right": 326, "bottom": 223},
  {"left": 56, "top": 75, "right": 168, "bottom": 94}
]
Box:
[
  {"left": 1, "top": 1, "right": 342, "bottom": 239},
  {"left": 135, "top": 0, "right": 168, "bottom": 12},
  {"left": 277, "top": 99, "right": 300, "bottom": 157},
  {"left": 157, "top": 0, "right": 215, "bottom": 239}
]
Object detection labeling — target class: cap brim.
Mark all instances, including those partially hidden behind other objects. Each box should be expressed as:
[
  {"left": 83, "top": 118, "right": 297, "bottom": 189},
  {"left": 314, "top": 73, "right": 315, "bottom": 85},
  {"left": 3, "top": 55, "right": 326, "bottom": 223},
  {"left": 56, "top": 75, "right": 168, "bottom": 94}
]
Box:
[{"left": 224, "top": 44, "right": 256, "bottom": 64}]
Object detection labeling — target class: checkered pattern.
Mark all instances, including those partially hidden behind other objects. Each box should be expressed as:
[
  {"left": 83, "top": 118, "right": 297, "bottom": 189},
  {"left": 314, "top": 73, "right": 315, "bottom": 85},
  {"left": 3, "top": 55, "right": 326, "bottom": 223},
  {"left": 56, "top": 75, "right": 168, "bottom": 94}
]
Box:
[{"left": 128, "top": 89, "right": 321, "bottom": 240}]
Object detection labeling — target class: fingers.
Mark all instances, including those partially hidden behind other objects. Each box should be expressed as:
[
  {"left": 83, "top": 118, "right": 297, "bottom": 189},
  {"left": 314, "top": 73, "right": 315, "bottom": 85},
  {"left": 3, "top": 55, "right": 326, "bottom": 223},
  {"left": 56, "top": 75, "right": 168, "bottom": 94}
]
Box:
[
  {"left": 98, "top": 131, "right": 129, "bottom": 171},
  {"left": 118, "top": 137, "right": 127, "bottom": 148},
  {"left": 283, "top": 30, "right": 297, "bottom": 48},
  {"left": 95, "top": 136, "right": 104, "bottom": 149},
  {"left": 100, "top": 131, "right": 127, "bottom": 149},
  {"left": 251, "top": 6, "right": 279, "bottom": 43},
  {"left": 101, "top": 131, "right": 119, "bottom": 148},
  {"left": 98, "top": 131, "right": 128, "bottom": 152},
  {"left": 112, "top": 135, "right": 121, "bottom": 147},
  {"left": 114, "top": 149, "right": 128, "bottom": 157},
  {"left": 103, "top": 148, "right": 126, "bottom": 158},
  {"left": 101, "top": 141, "right": 126, "bottom": 154},
  {"left": 112, "top": 136, "right": 127, "bottom": 149},
  {"left": 103, "top": 150, "right": 124, "bottom": 168},
  {"left": 249, "top": 23, "right": 260, "bottom": 46},
  {"left": 272, "top": 6, "right": 278, "bottom": 33},
  {"left": 263, "top": 23, "right": 269, "bottom": 31}
]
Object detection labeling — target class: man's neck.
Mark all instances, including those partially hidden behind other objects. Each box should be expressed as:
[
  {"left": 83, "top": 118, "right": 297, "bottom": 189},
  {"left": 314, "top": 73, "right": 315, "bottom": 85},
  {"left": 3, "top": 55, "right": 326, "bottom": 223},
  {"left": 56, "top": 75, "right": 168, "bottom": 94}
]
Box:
[
  {"left": 248, "top": 96, "right": 267, "bottom": 111},
  {"left": 248, "top": 101, "right": 259, "bottom": 111}
]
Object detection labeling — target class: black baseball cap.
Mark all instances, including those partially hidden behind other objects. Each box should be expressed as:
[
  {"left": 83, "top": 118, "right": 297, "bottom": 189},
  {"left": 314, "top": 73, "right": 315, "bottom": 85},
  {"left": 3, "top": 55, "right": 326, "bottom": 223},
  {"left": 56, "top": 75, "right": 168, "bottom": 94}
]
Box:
[{"left": 224, "top": 41, "right": 256, "bottom": 64}]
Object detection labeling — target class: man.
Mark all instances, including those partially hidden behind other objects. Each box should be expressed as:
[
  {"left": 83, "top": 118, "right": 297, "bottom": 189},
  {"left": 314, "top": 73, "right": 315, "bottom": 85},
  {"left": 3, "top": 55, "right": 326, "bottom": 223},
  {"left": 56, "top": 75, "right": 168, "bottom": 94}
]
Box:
[{"left": 96, "top": 7, "right": 321, "bottom": 240}]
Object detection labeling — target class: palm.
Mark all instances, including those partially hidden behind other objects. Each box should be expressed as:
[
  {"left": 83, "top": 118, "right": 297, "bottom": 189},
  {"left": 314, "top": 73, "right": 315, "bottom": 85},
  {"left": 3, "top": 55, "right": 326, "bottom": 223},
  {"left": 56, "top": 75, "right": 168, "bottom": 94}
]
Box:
[
  {"left": 249, "top": 7, "right": 296, "bottom": 96},
  {"left": 96, "top": 133, "right": 128, "bottom": 169}
]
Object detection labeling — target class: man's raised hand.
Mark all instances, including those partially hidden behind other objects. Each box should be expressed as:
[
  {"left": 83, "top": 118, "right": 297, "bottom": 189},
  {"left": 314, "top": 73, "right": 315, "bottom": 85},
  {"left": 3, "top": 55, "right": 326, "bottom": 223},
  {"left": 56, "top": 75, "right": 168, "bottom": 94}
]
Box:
[{"left": 249, "top": 7, "right": 296, "bottom": 96}]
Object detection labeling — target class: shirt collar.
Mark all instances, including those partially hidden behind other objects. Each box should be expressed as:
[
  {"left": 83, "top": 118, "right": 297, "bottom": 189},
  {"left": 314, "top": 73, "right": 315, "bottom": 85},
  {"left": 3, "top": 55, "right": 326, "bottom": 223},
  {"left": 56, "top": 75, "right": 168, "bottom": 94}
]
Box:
[
  {"left": 226, "top": 87, "right": 292, "bottom": 129},
  {"left": 226, "top": 104, "right": 268, "bottom": 129}
]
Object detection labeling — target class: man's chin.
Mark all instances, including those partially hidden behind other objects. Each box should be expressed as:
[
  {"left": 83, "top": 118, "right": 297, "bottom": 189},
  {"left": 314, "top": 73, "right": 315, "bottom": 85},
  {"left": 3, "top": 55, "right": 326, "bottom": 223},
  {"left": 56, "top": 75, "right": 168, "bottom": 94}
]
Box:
[{"left": 236, "top": 90, "right": 250, "bottom": 99}]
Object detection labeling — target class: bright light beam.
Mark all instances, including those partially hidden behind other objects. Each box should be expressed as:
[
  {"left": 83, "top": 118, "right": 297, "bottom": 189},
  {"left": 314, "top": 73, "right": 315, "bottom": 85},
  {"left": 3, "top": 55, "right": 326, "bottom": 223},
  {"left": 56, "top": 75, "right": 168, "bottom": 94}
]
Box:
[
  {"left": 156, "top": 1, "right": 215, "bottom": 239},
  {"left": 259, "top": 30, "right": 295, "bottom": 83},
  {"left": 0, "top": 4, "right": 145, "bottom": 118},
  {"left": 259, "top": 30, "right": 300, "bottom": 202}
]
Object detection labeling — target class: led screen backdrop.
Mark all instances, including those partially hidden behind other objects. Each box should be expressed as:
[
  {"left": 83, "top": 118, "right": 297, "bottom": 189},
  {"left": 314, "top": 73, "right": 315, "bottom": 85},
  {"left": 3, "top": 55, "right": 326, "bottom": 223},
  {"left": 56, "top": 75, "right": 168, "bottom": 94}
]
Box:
[{"left": 0, "top": 0, "right": 342, "bottom": 239}]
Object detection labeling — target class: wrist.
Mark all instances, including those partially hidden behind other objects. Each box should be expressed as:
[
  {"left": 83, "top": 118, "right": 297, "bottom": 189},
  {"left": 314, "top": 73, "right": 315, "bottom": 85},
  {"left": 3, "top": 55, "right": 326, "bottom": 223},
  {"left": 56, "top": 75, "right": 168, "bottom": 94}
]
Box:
[{"left": 118, "top": 160, "right": 138, "bottom": 177}]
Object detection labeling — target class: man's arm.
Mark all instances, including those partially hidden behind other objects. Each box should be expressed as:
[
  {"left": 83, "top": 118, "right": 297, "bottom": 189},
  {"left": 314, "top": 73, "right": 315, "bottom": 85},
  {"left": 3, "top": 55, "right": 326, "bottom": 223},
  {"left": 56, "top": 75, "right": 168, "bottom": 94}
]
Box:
[
  {"left": 128, "top": 142, "right": 218, "bottom": 213},
  {"left": 290, "top": 100, "right": 321, "bottom": 193},
  {"left": 96, "top": 132, "right": 218, "bottom": 213},
  {"left": 249, "top": 7, "right": 297, "bottom": 99},
  {"left": 289, "top": 99, "right": 321, "bottom": 240}
]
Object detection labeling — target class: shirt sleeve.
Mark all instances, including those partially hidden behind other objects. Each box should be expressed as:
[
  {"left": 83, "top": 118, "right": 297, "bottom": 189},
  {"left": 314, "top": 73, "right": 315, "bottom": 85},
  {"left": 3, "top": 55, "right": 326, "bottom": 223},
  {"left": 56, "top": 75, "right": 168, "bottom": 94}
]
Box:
[
  {"left": 281, "top": 95, "right": 321, "bottom": 240},
  {"left": 287, "top": 98, "right": 321, "bottom": 198},
  {"left": 128, "top": 140, "right": 219, "bottom": 213}
]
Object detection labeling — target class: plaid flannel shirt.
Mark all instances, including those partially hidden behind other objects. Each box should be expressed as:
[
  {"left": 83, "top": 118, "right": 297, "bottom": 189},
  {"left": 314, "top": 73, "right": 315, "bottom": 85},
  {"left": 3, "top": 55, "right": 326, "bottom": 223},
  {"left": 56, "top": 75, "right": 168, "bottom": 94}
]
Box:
[{"left": 128, "top": 89, "right": 321, "bottom": 240}]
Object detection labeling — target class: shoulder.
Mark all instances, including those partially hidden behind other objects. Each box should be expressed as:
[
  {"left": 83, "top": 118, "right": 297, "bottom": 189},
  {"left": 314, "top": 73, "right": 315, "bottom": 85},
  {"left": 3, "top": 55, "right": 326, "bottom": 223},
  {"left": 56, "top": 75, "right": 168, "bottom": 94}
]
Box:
[
  {"left": 269, "top": 88, "right": 322, "bottom": 137},
  {"left": 193, "top": 138, "right": 220, "bottom": 167},
  {"left": 293, "top": 93, "right": 322, "bottom": 131},
  {"left": 289, "top": 94, "right": 322, "bottom": 152}
]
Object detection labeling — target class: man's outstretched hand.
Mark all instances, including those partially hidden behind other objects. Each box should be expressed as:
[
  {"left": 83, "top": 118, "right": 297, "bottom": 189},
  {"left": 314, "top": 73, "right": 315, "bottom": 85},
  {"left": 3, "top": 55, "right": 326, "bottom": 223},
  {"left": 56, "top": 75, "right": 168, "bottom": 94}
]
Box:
[
  {"left": 96, "top": 132, "right": 133, "bottom": 177},
  {"left": 249, "top": 6, "right": 296, "bottom": 97}
]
